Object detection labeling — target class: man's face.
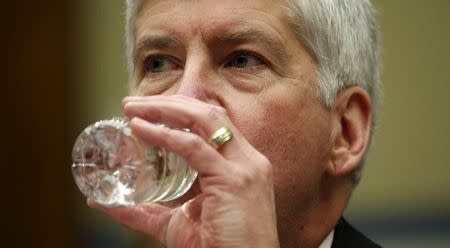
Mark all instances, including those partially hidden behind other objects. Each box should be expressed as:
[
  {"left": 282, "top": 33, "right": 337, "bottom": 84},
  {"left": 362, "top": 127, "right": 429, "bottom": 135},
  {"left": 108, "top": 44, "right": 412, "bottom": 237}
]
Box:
[{"left": 132, "top": 0, "right": 333, "bottom": 219}]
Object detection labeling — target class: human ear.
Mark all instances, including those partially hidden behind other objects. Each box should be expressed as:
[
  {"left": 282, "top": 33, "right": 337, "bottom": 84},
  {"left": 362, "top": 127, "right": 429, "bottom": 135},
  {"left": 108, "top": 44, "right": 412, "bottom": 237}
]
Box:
[{"left": 327, "top": 86, "right": 372, "bottom": 177}]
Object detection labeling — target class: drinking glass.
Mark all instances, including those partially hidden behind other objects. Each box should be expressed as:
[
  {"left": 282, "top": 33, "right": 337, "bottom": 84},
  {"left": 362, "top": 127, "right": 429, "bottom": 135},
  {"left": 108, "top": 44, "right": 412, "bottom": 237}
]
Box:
[{"left": 71, "top": 118, "right": 197, "bottom": 207}]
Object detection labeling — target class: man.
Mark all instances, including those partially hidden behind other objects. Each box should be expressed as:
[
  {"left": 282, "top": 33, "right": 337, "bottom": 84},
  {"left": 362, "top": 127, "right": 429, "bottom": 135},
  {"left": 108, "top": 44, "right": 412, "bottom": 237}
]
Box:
[{"left": 91, "top": 0, "right": 382, "bottom": 247}]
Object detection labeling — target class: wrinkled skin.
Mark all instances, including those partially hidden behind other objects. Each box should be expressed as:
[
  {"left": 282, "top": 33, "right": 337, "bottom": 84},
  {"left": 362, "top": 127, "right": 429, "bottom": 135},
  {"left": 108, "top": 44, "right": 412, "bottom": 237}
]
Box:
[{"left": 90, "top": 0, "right": 372, "bottom": 247}]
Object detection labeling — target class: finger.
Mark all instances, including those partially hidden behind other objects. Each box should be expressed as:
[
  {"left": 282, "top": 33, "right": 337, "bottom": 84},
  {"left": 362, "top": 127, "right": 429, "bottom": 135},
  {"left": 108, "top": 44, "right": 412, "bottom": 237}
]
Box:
[
  {"left": 122, "top": 95, "right": 205, "bottom": 116},
  {"left": 123, "top": 96, "right": 232, "bottom": 140},
  {"left": 123, "top": 95, "right": 248, "bottom": 160},
  {"left": 130, "top": 117, "right": 229, "bottom": 176},
  {"left": 88, "top": 199, "right": 171, "bottom": 242},
  {"left": 123, "top": 95, "right": 205, "bottom": 107}
]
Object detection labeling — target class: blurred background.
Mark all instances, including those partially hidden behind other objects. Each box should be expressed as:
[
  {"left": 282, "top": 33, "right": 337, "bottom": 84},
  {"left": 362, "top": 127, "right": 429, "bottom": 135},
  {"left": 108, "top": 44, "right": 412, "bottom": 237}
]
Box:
[{"left": 3, "top": 0, "right": 449, "bottom": 247}]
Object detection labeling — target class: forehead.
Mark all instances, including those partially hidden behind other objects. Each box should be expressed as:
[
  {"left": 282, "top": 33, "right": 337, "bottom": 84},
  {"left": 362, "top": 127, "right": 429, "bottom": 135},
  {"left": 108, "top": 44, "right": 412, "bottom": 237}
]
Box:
[
  {"left": 137, "top": 0, "right": 289, "bottom": 16},
  {"left": 135, "top": 0, "right": 293, "bottom": 40}
]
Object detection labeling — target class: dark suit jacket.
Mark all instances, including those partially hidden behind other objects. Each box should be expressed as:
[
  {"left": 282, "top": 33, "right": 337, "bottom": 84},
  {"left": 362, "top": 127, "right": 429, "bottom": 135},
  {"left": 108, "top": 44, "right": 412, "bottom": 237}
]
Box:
[{"left": 331, "top": 219, "right": 382, "bottom": 248}]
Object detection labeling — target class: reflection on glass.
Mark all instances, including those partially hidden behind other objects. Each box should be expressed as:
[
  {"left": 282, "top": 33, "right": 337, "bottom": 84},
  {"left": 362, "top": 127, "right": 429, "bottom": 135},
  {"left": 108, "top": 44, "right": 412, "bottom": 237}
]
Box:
[{"left": 72, "top": 118, "right": 197, "bottom": 207}]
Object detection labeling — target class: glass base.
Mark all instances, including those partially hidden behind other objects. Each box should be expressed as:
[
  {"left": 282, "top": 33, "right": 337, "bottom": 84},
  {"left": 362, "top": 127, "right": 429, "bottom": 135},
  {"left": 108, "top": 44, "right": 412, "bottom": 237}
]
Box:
[{"left": 72, "top": 118, "right": 197, "bottom": 207}]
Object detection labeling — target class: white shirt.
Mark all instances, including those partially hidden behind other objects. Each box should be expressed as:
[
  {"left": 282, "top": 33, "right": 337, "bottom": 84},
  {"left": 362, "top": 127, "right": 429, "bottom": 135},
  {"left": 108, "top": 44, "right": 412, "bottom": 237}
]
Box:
[{"left": 318, "top": 230, "right": 334, "bottom": 248}]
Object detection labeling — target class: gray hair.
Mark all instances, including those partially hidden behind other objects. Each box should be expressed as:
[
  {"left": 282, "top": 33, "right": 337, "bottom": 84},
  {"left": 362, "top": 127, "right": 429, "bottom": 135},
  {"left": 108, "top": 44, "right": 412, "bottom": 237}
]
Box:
[
  {"left": 286, "top": 0, "right": 381, "bottom": 184},
  {"left": 124, "top": 0, "right": 381, "bottom": 184},
  {"left": 125, "top": 0, "right": 142, "bottom": 82}
]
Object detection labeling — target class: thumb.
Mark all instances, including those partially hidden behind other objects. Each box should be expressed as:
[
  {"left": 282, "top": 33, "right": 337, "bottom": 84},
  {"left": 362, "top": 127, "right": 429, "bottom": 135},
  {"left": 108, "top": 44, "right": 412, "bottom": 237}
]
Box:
[{"left": 88, "top": 199, "right": 172, "bottom": 241}]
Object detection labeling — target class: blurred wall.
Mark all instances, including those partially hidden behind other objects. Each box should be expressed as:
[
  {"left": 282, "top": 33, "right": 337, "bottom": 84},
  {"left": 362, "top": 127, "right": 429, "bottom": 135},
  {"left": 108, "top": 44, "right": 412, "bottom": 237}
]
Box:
[
  {"left": 3, "top": 1, "right": 75, "bottom": 248},
  {"left": 345, "top": 1, "right": 450, "bottom": 246},
  {"left": 349, "top": 0, "right": 450, "bottom": 213}
]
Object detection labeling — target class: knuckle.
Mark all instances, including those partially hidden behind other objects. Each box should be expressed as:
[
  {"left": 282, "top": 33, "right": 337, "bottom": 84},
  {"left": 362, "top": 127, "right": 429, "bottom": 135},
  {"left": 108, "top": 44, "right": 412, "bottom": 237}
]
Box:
[
  {"left": 252, "top": 155, "right": 273, "bottom": 181},
  {"left": 158, "top": 126, "right": 173, "bottom": 147},
  {"left": 187, "top": 135, "right": 204, "bottom": 149},
  {"left": 257, "top": 156, "right": 273, "bottom": 179},
  {"left": 177, "top": 134, "right": 204, "bottom": 162},
  {"left": 229, "top": 155, "right": 273, "bottom": 188},
  {"left": 145, "top": 108, "right": 162, "bottom": 122},
  {"left": 185, "top": 135, "right": 204, "bottom": 151},
  {"left": 207, "top": 105, "right": 227, "bottom": 120},
  {"left": 232, "top": 168, "right": 253, "bottom": 189}
]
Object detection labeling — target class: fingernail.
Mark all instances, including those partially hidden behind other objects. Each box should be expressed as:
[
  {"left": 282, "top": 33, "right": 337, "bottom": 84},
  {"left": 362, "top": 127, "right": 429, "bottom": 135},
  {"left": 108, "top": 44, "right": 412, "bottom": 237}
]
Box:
[
  {"left": 122, "top": 97, "right": 131, "bottom": 103},
  {"left": 122, "top": 96, "right": 140, "bottom": 105},
  {"left": 130, "top": 117, "right": 146, "bottom": 126},
  {"left": 123, "top": 102, "right": 141, "bottom": 112}
]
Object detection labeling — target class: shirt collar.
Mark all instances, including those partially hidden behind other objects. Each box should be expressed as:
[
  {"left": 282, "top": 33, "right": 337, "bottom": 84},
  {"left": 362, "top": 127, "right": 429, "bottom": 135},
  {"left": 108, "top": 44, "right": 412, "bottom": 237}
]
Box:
[{"left": 318, "top": 230, "right": 334, "bottom": 248}]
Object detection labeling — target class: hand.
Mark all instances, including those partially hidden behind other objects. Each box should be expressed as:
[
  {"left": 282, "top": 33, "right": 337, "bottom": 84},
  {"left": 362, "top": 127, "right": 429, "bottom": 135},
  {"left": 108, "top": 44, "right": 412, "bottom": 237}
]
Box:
[{"left": 89, "top": 95, "right": 279, "bottom": 248}]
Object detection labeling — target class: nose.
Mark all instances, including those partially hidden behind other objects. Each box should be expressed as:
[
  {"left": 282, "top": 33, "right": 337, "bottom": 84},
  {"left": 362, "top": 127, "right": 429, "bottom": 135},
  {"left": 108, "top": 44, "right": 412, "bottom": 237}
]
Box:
[{"left": 174, "top": 52, "right": 222, "bottom": 105}]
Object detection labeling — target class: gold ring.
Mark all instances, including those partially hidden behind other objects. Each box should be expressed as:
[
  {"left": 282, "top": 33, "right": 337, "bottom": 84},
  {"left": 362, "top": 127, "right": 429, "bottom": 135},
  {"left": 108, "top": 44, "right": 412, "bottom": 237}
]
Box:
[{"left": 209, "top": 127, "right": 233, "bottom": 149}]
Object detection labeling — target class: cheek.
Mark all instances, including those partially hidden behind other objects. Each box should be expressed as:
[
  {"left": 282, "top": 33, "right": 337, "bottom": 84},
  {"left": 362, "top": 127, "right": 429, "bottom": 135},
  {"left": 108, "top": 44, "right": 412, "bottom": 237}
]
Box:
[
  {"left": 251, "top": 105, "right": 329, "bottom": 174},
  {"left": 229, "top": 87, "right": 332, "bottom": 203},
  {"left": 235, "top": 89, "right": 331, "bottom": 170}
]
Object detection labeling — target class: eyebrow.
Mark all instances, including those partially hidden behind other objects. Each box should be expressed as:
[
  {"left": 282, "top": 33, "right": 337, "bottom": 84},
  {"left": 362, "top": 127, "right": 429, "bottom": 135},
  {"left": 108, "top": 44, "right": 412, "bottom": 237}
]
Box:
[
  {"left": 216, "top": 29, "right": 290, "bottom": 63},
  {"left": 134, "top": 29, "right": 289, "bottom": 65},
  {"left": 135, "top": 34, "right": 181, "bottom": 62}
]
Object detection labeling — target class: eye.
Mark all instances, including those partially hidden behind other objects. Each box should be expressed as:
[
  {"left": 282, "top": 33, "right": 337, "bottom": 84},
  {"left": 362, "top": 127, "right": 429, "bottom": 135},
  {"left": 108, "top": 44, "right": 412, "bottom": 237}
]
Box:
[
  {"left": 143, "top": 55, "right": 180, "bottom": 74},
  {"left": 226, "top": 52, "right": 264, "bottom": 69}
]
